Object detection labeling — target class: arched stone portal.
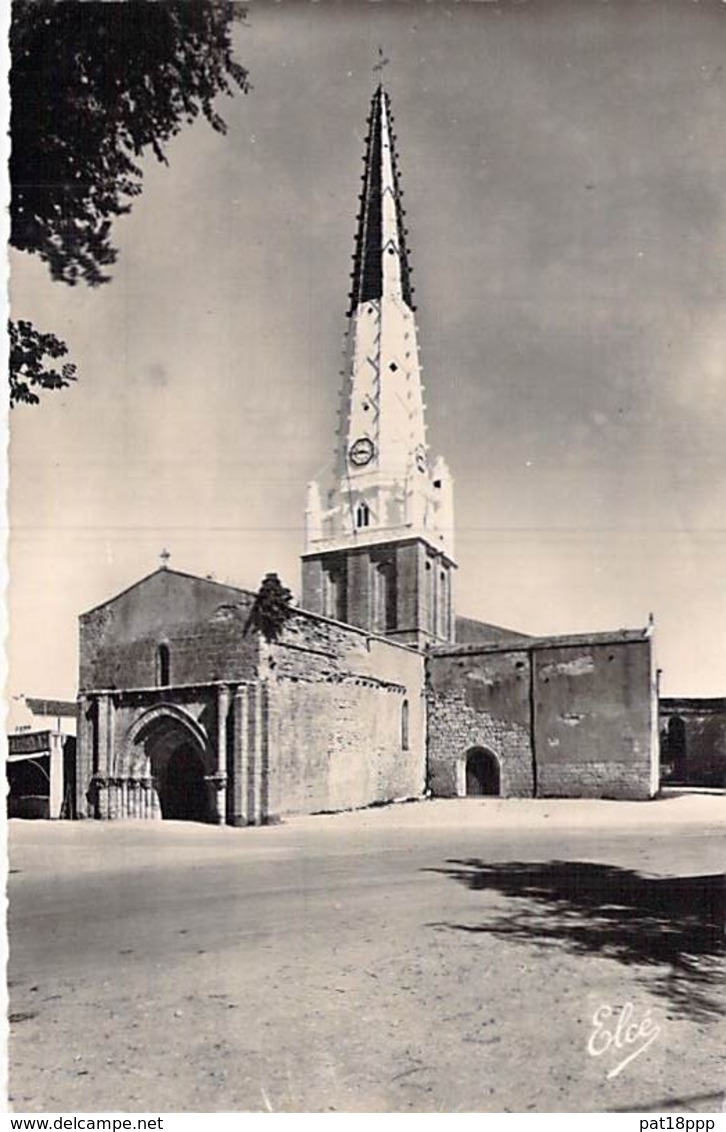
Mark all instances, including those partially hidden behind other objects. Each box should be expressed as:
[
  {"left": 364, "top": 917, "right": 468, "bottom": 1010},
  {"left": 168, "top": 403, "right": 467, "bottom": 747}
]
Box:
[
  {"left": 465, "top": 747, "right": 501, "bottom": 796},
  {"left": 120, "top": 707, "right": 216, "bottom": 823}
]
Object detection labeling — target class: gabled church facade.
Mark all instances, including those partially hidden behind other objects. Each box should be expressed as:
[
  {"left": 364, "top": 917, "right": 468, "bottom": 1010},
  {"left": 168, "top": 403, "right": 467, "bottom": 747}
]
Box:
[
  {"left": 75, "top": 85, "right": 659, "bottom": 823},
  {"left": 76, "top": 567, "right": 425, "bottom": 824}
]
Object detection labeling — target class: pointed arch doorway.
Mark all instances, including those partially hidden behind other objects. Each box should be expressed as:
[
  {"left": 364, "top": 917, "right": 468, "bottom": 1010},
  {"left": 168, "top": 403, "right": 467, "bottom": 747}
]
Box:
[
  {"left": 465, "top": 747, "right": 501, "bottom": 796},
  {"left": 122, "top": 706, "right": 216, "bottom": 823}
]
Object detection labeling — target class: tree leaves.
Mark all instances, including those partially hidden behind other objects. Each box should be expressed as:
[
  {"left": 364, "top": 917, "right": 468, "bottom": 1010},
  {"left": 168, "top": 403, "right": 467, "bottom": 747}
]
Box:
[
  {"left": 9, "top": 319, "right": 78, "bottom": 407},
  {"left": 10, "top": 0, "right": 249, "bottom": 287},
  {"left": 9, "top": 0, "right": 249, "bottom": 405},
  {"left": 247, "top": 574, "right": 294, "bottom": 643}
]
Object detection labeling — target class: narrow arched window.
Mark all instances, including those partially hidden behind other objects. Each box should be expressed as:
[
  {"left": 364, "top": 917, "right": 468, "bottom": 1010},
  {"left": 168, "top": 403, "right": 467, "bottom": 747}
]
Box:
[
  {"left": 158, "top": 643, "right": 170, "bottom": 686},
  {"left": 401, "top": 699, "right": 410, "bottom": 751},
  {"left": 356, "top": 501, "right": 370, "bottom": 529},
  {"left": 437, "top": 569, "right": 449, "bottom": 638}
]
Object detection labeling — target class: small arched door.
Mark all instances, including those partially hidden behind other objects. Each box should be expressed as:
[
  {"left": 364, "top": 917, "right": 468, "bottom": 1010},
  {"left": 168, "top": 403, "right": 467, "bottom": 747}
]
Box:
[
  {"left": 667, "top": 716, "right": 687, "bottom": 782},
  {"left": 465, "top": 748, "right": 501, "bottom": 796}
]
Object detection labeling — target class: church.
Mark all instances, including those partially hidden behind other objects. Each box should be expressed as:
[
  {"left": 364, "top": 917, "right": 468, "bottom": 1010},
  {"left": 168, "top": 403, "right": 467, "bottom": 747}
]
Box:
[{"left": 75, "top": 86, "right": 659, "bottom": 824}]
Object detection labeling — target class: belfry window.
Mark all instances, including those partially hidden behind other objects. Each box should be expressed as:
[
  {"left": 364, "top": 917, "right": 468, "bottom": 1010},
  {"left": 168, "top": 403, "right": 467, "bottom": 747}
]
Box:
[
  {"left": 324, "top": 563, "right": 347, "bottom": 623},
  {"left": 374, "top": 558, "right": 397, "bottom": 633},
  {"left": 157, "top": 644, "right": 171, "bottom": 686},
  {"left": 438, "top": 570, "right": 449, "bottom": 638},
  {"left": 356, "top": 501, "right": 370, "bottom": 529}
]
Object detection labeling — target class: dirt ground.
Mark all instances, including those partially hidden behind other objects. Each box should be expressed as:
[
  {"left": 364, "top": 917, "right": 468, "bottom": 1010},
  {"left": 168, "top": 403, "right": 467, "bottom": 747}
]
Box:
[{"left": 7, "top": 795, "right": 725, "bottom": 1113}]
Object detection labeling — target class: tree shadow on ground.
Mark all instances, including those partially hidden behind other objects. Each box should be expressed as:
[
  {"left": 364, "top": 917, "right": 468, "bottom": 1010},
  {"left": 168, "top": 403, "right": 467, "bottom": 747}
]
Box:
[{"left": 426, "top": 860, "right": 724, "bottom": 1021}]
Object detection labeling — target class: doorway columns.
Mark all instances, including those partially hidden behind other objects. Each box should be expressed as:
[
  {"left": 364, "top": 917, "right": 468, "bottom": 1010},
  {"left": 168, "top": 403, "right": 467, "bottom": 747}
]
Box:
[{"left": 208, "top": 684, "right": 231, "bottom": 824}]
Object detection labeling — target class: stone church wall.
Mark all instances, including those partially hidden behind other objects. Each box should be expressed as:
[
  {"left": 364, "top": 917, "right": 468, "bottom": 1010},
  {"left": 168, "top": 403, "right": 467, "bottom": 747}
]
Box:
[
  {"left": 426, "top": 635, "right": 657, "bottom": 801},
  {"left": 263, "top": 610, "right": 426, "bottom": 817},
  {"left": 80, "top": 570, "right": 260, "bottom": 692},
  {"left": 76, "top": 574, "right": 425, "bottom": 824},
  {"left": 426, "top": 648, "right": 534, "bottom": 797},
  {"left": 533, "top": 639, "right": 656, "bottom": 799}
]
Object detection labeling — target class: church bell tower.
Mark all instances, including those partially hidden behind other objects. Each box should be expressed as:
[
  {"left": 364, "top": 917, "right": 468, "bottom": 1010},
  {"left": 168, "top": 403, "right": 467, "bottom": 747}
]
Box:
[{"left": 301, "top": 85, "right": 456, "bottom": 648}]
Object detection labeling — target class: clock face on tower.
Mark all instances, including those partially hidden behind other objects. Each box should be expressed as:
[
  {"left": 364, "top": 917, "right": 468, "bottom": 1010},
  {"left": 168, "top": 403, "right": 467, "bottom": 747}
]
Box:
[{"left": 349, "top": 437, "right": 375, "bottom": 467}]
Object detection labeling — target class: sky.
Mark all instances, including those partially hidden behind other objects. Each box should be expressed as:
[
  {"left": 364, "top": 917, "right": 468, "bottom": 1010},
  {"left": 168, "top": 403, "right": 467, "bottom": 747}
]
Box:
[{"left": 8, "top": 0, "right": 726, "bottom": 700}]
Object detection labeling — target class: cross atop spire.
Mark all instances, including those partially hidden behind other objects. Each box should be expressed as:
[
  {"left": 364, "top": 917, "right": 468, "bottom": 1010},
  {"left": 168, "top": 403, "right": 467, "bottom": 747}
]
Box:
[
  {"left": 372, "top": 46, "right": 390, "bottom": 75},
  {"left": 159, "top": 547, "right": 171, "bottom": 570}
]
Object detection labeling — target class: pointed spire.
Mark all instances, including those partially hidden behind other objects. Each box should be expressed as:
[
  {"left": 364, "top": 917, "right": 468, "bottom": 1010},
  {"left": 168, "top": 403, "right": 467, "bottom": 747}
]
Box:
[
  {"left": 348, "top": 86, "right": 414, "bottom": 315},
  {"left": 303, "top": 81, "right": 455, "bottom": 570}
]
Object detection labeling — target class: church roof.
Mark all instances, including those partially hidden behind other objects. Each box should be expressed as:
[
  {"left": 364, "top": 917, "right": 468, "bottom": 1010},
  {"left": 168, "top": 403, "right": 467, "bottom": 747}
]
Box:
[
  {"left": 80, "top": 566, "right": 256, "bottom": 618},
  {"left": 454, "top": 615, "right": 533, "bottom": 646},
  {"left": 660, "top": 696, "right": 726, "bottom": 712},
  {"left": 432, "top": 626, "right": 652, "bottom": 657},
  {"left": 348, "top": 85, "right": 414, "bottom": 314},
  {"left": 25, "top": 697, "right": 77, "bottom": 717}
]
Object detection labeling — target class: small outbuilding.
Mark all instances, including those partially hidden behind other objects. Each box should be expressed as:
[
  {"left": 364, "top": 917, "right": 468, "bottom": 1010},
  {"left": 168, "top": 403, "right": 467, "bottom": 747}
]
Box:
[
  {"left": 7, "top": 697, "right": 77, "bottom": 819},
  {"left": 659, "top": 698, "right": 725, "bottom": 788}
]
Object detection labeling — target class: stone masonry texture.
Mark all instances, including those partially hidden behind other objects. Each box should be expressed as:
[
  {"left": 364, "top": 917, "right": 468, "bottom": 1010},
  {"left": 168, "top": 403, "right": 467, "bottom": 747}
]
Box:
[
  {"left": 77, "top": 571, "right": 425, "bottom": 823},
  {"left": 427, "top": 637, "right": 656, "bottom": 801}
]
